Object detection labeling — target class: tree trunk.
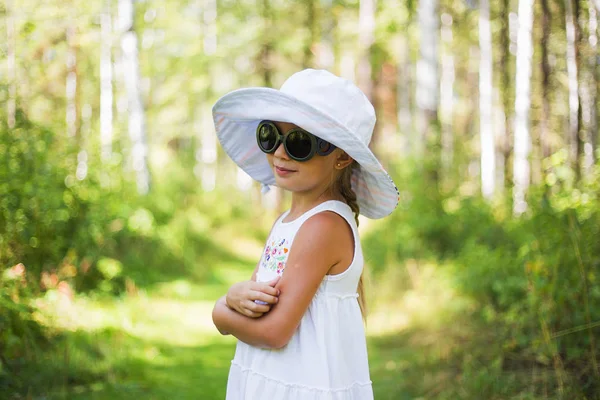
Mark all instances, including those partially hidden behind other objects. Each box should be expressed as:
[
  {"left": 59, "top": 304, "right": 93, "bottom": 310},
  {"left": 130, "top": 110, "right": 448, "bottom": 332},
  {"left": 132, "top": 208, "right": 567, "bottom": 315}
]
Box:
[
  {"left": 358, "top": 0, "right": 375, "bottom": 101},
  {"left": 513, "top": 0, "right": 535, "bottom": 215},
  {"left": 77, "top": 104, "right": 92, "bottom": 181},
  {"left": 303, "top": 0, "right": 318, "bottom": 68},
  {"left": 100, "top": 4, "right": 114, "bottom": 162},
  {"left": 498, "top": 0, "right": 512, "bottom": 191},
  {"left": 565, "top": 0, "right": 582, "bottom": 180},
  {"left": 583, "top": 3, "right": 598, "bottom": 172},
  {"left": 6, "top": 0, "right": 16, "bottom": 129},
  {"left": 540, "top": 0, "right": 552, "bottom": 160},
  {"left": 199, "top": 0, "right": 218, "bottom": 192},
  {"left": 397, "top": 36, "right": 413, "bottom": 156},
  {"left": 260, "top": 0, "right": 274, "bottom": 88},
  {"left": 119, "top": 0, "right": 151, "bottom": 194},
  {"left": 200, "top": 106, "right": 218, "bottom": 192},
  {"left": 416, "top": 0, "right": 440, "bottom": 152},
  {"left": 440, "top": 13, "right": 454, "bottom": 174},
  {"left": 592, "top": 4, "right": 600, "bottom": 160},
  {"left": 416, "top": 0, "right": 441, "bottom": 187},
  {"left": 65, "top": 25, "right": 78, "bottom": 139},
  {"left": 479, "top": 0, "right": 495, "bottom": 199},
  {"left": 203, "top": 0, "right": 217, "bottom": 56},
  {"left": 316, "top": 0, "right": 335, "bottom": 69}
]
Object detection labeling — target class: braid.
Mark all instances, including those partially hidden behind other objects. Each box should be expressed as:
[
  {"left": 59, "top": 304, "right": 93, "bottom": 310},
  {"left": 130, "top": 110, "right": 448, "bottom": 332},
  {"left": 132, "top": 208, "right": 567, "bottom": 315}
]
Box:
[
  {"left": 337, "top": 162, "right": 367, "bottom": 320},
  {"left": 339, "top": 163, "right": 360, "bottom": 226}
]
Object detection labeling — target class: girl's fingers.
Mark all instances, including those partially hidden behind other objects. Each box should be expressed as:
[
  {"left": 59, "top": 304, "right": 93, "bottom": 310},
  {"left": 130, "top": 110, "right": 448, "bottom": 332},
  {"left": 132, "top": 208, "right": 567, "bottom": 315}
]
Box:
[
  {"left": 250, "top": 282, "right": 279, "bottom": 296},
  {"left": 244, "top": 309, "right": 262, "bottom": 318},
  {"left": 253, "top": 282, "right": 279, "bottom": 297},
  {"left": 251, "top": 291, "right": 278, "bottom": 305},
  {"left": 244, "top": 300, "right": 270, "bottom": 314}
]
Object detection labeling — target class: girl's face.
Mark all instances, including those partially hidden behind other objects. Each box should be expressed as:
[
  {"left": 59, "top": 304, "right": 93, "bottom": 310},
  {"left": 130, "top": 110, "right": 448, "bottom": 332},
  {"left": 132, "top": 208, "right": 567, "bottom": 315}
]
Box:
[{"left": 265, "top": 121, "right": 340, "bottom": 194}]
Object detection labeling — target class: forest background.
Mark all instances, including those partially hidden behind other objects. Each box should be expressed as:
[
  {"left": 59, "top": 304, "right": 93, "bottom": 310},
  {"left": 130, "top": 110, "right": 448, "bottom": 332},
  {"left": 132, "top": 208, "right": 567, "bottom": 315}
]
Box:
[{"left": 1, "top": 0, "right": 599, "bottom": 398}]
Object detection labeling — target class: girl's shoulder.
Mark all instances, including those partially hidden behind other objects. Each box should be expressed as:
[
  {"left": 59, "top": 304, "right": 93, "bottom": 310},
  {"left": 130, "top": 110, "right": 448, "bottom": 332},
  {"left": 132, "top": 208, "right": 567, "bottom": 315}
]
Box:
[
  {"left": 278, "top": 200, "right": 356, "bottom": 228},
  {"left": 297, "top": 207, "right": 355, "bottom": 250}
]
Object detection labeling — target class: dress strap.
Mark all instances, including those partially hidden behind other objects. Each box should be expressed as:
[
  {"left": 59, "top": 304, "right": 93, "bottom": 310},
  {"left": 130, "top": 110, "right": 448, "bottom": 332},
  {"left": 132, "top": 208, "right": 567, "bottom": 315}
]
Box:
[
  {"left": 274, "top": 210, "right": 290, "bottom": 226},
  {"left": 297, "top": 200, "right": 357, "bottom": 230}
]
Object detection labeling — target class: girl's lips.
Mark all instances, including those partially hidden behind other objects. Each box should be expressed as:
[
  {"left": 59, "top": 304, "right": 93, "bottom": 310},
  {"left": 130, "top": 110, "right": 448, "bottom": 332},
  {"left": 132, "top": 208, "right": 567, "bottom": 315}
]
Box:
[{"left": 275, "top": 166, "right": 296, "bottom": 176}]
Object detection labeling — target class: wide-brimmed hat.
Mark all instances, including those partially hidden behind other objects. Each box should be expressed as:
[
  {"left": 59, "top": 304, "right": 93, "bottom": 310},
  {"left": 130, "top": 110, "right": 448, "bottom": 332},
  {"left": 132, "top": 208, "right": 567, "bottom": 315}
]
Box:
[{"left": 211, "top": 69, "right": 398, "bottom": 219}]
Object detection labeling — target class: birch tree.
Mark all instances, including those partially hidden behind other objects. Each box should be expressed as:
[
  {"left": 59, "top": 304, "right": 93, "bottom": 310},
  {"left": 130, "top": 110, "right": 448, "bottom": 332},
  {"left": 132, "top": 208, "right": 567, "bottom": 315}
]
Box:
[
  {"left": 565, "top": 0, "right": 582, "bottom": 179},
  {"left": 416, "top": 0, "right": 440, "bottom": 176},
  {"left": 513, "top": 0, "right": 535, "bottom": 215},
  {"left": 583, "top": 3, "right": 598, "bottom": 172},
  {"left": 119, "top": 0, "right": 151, "bottom": 194},
  {"left": 65, "top": 24, "right": 78, "bottom": 138},
  {"left": 540, "top": 0, "right": 552, "bottom": 160},
  {"left": 595, "top": 1, "right": 600, "bottom": 160},
  {"left": 260, "top": 0, "right": 274, "bottom": 88},
  {"left": 357, "top": 0, "right": 375, "bottom": 101},
  {"left": 77, "top": 104, "right": 92, "bottom": 180},
  {"left": 200, "top": 0, "right": 218, "bottom": 192},
  {"left": 316, "top": 0, "right": 335, "bottom": 69},
  {"left": 100, "top": 3, "right": 114, "bottom": 162},
  {"left": 498, "top": 0, "right": 513, "bottom": 189},
  {"left": 591, "top": 3, "right": 599, "bottom": 162},
  {"left": 479, "top": 0, "right": 495, "bottom": 199},
  {"left": 303, "top": 0, "right": 318, "bottom": 68},
  {"left": 440, "top": 13, "right": 454, "bottom": 171},
  {"left": 397, "top": 36, "right": 413, "bottom": 155},
  {"left": 6, "top": 0, "right": 16, "bottom": 129}
]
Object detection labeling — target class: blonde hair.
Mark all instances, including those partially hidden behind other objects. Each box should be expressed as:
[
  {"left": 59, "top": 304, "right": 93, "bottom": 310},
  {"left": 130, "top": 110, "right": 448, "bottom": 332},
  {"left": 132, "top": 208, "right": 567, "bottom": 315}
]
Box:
[{"left": 335, "top": 162, "right": 367, "bottom": 320}]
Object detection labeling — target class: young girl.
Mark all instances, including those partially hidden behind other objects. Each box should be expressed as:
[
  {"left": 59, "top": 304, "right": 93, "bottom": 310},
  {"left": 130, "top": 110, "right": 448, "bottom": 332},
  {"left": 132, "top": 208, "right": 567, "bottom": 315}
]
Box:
[{"left": 211, "top": 69, "right": 398, "bottom": 399}]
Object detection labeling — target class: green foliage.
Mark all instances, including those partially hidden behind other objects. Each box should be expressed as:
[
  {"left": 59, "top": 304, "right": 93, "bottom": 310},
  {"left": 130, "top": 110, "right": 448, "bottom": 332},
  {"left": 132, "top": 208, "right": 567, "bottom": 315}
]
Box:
[
  {"left": 365, "top": 158, "right": 600, "bottom": 397},
  {"left": 2, "top": 0, "right": 600, "bottom": 397},
  {"left": 0, "top": 264, "right": 48, "bottom": 394},
  {"left": 0, "top": 110, "right": 264, "bottom": 394}
]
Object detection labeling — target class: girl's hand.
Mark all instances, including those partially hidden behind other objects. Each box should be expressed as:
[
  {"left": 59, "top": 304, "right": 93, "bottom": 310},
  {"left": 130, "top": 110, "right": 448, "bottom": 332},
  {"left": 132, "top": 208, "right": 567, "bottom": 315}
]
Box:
[{"left": 226, "top": 277, "right": 280, "bottom": 318}]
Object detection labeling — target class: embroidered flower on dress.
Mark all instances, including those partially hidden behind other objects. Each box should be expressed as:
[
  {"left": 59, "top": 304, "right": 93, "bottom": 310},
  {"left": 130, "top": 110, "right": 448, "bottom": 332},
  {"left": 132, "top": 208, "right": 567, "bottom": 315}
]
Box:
[{"left": 260, "top": 237, "right": 290, "bottom": 276}]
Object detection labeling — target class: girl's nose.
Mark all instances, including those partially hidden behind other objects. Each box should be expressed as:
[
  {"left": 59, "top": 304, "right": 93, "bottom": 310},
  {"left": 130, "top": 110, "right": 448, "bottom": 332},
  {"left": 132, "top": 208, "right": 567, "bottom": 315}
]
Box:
[{"left": 273, "top": 140, "right": 289, "bottom": 159}]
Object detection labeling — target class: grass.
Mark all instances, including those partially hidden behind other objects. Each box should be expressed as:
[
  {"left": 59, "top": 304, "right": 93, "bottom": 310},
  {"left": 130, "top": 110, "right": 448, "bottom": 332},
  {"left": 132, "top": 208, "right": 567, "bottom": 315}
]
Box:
[
  {"left": 3, "top": 221, "right": 580, "bottom": 400},
  {"left": 10, "top": 268, "right": 244, "bottom": 400}
]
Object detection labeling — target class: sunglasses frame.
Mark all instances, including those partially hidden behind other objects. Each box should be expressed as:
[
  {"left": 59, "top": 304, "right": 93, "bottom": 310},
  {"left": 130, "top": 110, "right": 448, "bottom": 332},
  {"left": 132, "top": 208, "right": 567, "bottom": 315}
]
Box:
[{"left": 256, "top": 120, "right": 336, "bottom": 162}]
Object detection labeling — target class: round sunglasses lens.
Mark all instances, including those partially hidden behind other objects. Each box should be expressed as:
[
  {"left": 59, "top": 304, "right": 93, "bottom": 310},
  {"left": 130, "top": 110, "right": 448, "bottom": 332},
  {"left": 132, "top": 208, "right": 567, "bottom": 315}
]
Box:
[
  {"left": 286, "top": 131, "right": 313, "bottom": 160},
  {"left": 318, "top": 140, "right": 332, "bottom": 153},
  {"left": 258, "top": 123, "right": 277, "bottom": 151}
]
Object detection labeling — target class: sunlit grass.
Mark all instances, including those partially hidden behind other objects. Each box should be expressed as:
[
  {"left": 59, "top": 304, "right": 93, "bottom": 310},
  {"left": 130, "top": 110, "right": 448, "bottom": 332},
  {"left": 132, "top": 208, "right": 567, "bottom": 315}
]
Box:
[
  {"left": 28, "top": 258, "right": 468, "bottom": 400},
  {"left": 18, "top": 223, "right": 565, "bottom": 400},
  {"left": 20, "top": 260, "right": 257, "bottom": 399},
  {"left": 366, "top": 261, "right": 476, "bottom": 336}
]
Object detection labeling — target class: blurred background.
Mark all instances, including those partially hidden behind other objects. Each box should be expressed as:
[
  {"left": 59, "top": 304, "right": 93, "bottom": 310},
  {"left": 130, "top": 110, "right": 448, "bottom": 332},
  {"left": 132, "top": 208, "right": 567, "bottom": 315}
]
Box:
[{"left": 1, "top": 0, "right": 599, "bottom": 398}]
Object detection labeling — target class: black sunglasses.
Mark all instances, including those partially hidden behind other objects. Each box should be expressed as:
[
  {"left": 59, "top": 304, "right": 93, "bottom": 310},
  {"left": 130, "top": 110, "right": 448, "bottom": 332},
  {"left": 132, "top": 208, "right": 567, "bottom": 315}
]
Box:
[{"left": 256, "top": 120, "right": 336, "bottom": 162}]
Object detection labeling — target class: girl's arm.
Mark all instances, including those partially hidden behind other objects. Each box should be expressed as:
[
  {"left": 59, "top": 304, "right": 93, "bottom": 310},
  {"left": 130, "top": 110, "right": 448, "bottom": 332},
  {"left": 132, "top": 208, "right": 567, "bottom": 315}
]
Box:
[
  {"left": 218, "top": 213, "right": 286, "bottom": 321},
  {"left": 212, "top": 211, "right": 353, "bottom": 349}
]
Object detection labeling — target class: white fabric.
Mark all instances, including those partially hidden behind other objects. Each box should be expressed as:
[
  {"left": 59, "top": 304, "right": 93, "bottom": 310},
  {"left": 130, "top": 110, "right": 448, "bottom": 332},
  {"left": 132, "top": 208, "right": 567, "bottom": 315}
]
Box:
[
  {"left": 212, "top": 68, "right": 399, "bottom": 219},
  {"left": 226, "top": 200, "right": 374, "bottom": 400}
]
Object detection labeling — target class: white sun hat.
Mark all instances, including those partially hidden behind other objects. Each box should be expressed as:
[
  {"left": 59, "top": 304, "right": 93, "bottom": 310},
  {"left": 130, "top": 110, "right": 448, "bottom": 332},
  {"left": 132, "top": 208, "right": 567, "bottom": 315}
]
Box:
[{"left": 211, "top": 68, "right": 398, "bottom": 219}]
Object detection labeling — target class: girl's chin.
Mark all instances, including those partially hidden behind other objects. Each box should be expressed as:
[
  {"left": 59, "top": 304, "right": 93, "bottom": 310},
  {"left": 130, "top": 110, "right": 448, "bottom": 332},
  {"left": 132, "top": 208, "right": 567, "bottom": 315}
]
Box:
[
  {"left": 274, "top": 177, "right": 302, "bottom": 192},
  {"left": 274, "top": 178, "right": 293, "bottom": 189}
]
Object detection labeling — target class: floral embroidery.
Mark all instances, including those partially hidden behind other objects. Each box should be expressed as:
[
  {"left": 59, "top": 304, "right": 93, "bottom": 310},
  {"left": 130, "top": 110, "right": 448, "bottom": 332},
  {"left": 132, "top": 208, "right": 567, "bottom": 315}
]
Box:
[{"left": 260, "top": 237, "right": 290, "bottom": 276}]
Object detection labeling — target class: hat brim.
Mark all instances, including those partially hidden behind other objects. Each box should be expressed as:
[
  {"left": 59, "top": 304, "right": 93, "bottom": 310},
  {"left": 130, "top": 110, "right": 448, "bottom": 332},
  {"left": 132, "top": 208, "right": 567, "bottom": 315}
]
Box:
[{"left": 212, "top": 87, "right": 399, "bottom": 219}]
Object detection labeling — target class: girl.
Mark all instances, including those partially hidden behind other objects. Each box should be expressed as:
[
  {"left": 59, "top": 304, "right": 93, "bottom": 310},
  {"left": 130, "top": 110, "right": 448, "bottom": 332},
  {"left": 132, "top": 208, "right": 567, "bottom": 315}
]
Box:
[{"left": 211, "top": 69, "right": 398, "bottom": 399}]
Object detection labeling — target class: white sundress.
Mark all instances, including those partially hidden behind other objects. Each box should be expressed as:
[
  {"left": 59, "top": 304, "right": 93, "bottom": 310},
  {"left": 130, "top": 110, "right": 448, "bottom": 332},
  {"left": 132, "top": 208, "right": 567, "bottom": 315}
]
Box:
[{"left": 226, "top": 200, "right": 374, "bottom": 400}]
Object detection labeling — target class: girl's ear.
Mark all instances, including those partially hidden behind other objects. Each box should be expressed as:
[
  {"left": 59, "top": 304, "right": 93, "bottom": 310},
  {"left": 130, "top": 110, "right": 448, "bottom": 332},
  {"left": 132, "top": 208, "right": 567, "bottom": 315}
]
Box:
[{"left": 335, "top": 151, "right": 354, "bottom": 170}]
